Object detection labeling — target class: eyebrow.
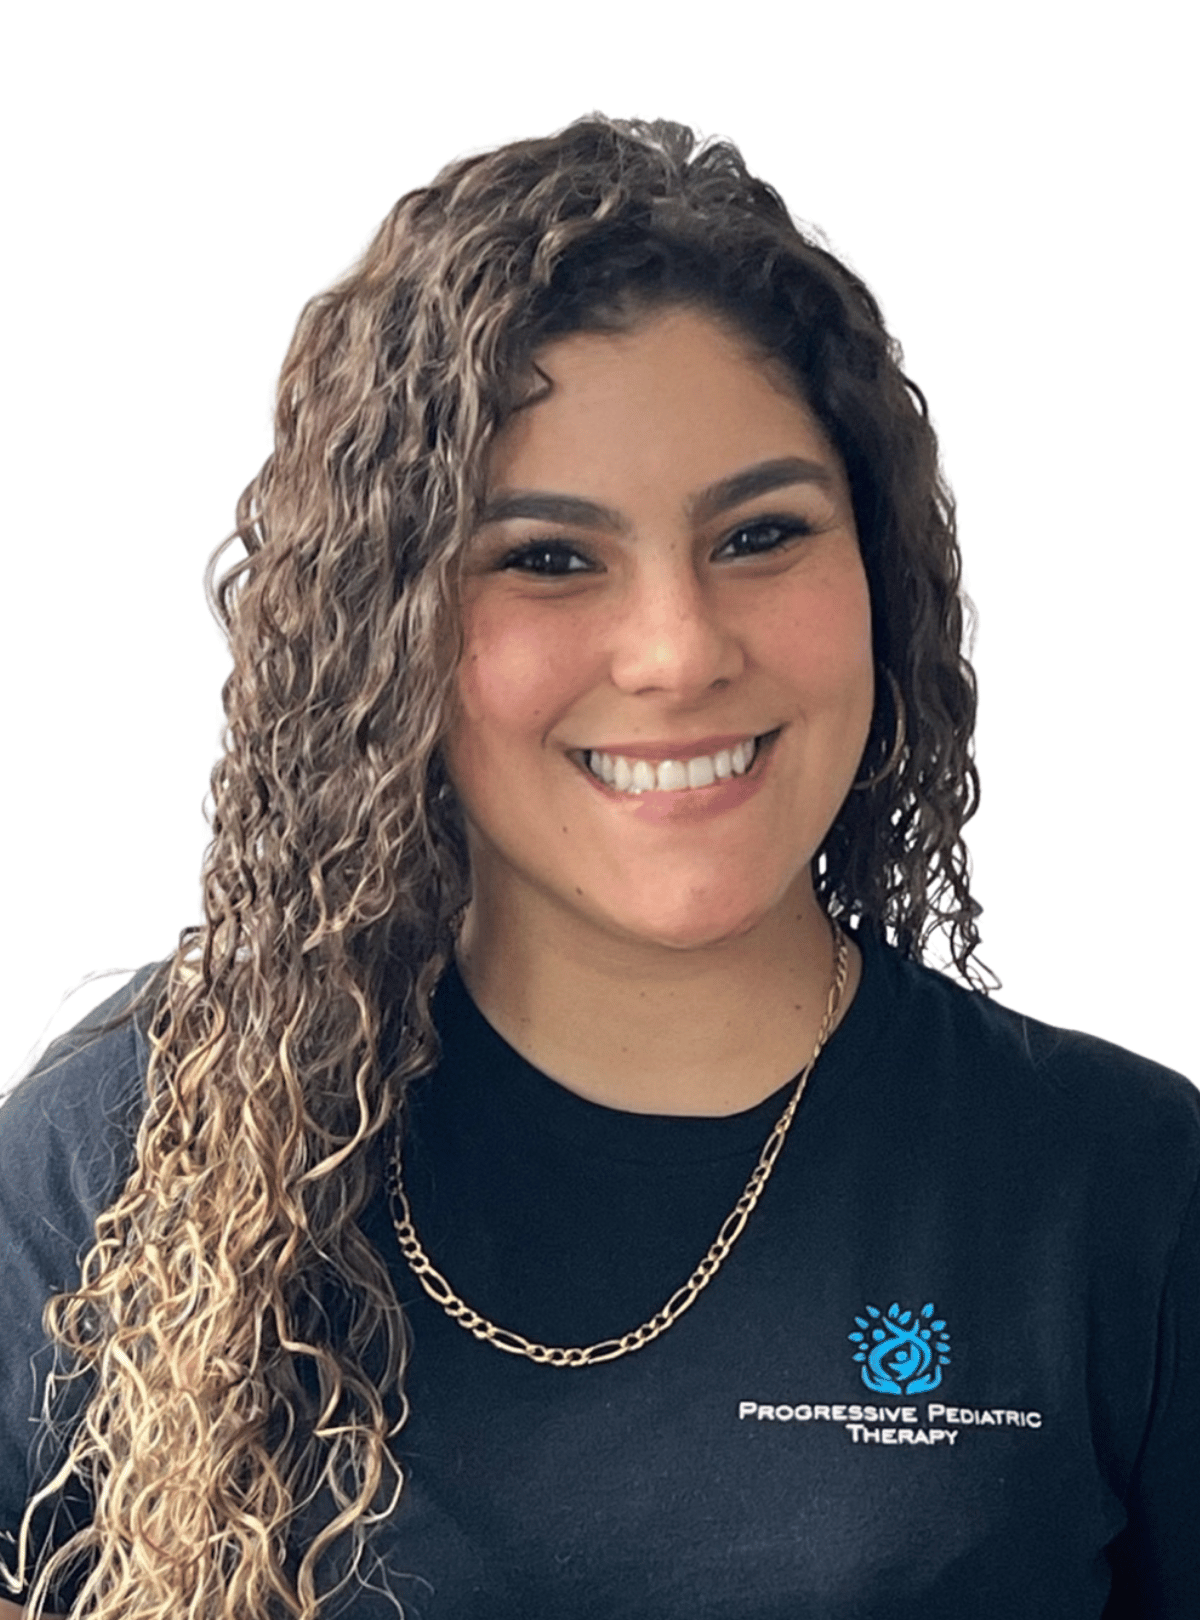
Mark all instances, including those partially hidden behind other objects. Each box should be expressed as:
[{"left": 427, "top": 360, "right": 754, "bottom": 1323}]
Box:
[
  {"left": 478, "top": 455, "right": 835, "bottom": 532},
  {"left": 689, "top": 456, "right": 834, "bottom": 523},
  {"left": 479, "top": 490, "right": 626, "bottom": 530}
]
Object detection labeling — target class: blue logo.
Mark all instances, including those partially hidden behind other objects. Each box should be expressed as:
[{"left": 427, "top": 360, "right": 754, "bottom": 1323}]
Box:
[{"left": 849, "top": 1302, "right": 951, "bottom": 1395}]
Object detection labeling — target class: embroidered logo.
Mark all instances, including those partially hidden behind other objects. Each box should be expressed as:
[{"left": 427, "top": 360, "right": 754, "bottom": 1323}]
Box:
[{"left": 849, "top": 1302, "right": 951, "bottom": 1396}]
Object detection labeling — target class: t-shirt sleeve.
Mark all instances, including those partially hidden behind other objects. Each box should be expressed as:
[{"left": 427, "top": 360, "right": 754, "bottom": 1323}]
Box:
[
  {"left": 1105, "top": 1145, "right": 1200, "bottom": 1616},
  {"left": 0, "top": 970, "right": 155, "bottom": 1597}
]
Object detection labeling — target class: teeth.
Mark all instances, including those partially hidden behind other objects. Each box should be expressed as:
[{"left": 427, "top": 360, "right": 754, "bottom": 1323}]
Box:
[{"left": 585, "top": 737, "right": 763, "bottom": 795}]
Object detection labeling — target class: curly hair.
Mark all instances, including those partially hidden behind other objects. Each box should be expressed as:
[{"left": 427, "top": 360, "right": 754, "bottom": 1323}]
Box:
[{"left": 12, "top": 115, "right": 983, "bottom": 1618}]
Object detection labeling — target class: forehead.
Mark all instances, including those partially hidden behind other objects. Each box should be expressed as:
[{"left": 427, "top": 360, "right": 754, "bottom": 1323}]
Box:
[{"left": 487, "top": 306, "right": 841, "bottom": 500}]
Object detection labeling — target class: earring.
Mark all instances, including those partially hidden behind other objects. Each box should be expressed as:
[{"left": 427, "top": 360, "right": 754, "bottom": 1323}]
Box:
[{"left": 853, "top": 666, "right": 907, "bottom": 792}]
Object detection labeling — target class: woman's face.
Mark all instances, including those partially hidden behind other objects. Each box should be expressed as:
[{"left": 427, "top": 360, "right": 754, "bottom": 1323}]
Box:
[{"left": 445, "top": 305, "right": 874, "bottom": 954}]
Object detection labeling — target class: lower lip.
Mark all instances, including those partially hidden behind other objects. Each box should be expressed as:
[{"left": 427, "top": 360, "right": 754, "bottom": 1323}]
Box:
[{"left": 578, "top": 738, "right": 774, "bottom": 824}]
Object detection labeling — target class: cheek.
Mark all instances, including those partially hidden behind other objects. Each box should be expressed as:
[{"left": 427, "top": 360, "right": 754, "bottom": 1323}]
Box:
[
  {"left": 450, "top": 597, "right": 592, "bottom": 750},
  {"left": 761, "top": 563, "right": 874, "bottom": 705}
]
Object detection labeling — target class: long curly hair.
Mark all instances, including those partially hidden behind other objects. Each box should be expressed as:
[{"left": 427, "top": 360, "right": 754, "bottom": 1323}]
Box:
[{"left": 13, "top": 115, "right": 983, "bottom": 1618}]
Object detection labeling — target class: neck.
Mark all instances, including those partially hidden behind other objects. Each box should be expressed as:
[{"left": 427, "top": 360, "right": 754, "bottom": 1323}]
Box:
[{"left": 454, "top": 876, "right": 859, "bottom": 1117}]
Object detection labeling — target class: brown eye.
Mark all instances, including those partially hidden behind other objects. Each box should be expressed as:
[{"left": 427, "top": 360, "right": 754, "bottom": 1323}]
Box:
[
  {"left": 500, "top": 541, "right": 593, "bottom": 576},
  {"left": 714, "top": 518, "right": 814, "bottom": 560}
]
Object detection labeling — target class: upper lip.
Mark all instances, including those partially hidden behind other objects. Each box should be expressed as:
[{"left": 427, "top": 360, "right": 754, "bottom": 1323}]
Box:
[{"left": 573, "top": 731, "right": 772, "bottom": 760}]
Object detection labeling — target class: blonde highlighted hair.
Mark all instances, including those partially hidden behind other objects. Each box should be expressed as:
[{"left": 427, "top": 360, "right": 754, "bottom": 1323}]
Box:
[{"left": 13, "top": 114, "right": 981, "bottom": 1617}]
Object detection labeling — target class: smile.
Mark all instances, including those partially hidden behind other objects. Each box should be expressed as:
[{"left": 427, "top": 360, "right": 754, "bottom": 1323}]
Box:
[{"left": 582, "top": 733, "right": 775, "bottom": 795}]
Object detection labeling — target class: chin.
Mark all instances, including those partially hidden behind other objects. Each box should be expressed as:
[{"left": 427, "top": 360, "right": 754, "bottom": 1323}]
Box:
[{"left": 600, "top": 889, "right": 783, "bottom": 954}]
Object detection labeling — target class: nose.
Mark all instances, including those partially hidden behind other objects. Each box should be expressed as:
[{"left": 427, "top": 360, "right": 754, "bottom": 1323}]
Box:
[{"left": 608, "top": 552, "right": 743, "bottom": 698}]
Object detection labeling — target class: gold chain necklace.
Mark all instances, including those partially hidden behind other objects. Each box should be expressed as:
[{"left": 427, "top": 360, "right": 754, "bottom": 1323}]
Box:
[{"left": 389, "top": 927, "right": 849, "bottom": 1368}]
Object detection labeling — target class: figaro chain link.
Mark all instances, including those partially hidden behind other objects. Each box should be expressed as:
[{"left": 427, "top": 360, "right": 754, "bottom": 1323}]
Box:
[{"left": 389, "top": 927, "right": 849, "bottom": 1368}]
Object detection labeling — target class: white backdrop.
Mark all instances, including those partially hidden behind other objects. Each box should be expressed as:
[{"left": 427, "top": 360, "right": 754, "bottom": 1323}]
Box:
[{"left": 3, "top": 0, "right": 1195, "bottom": 1087}]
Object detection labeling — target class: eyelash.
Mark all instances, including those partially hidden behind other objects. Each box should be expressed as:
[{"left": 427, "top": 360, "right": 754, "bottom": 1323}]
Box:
[
  {"left": 499, "top": 540, "right": 592, "bottom": 576},
  {"left": 498, "top": 518, "right": 816, "bottom": 576},
  {"left": 712, "top": 516, "right": 816, "bottom": 560}
]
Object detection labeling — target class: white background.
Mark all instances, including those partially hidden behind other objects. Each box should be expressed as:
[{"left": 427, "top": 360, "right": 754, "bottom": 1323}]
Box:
[{"left": 2, "top": 0, "right": 1195, "bottom": 1087}]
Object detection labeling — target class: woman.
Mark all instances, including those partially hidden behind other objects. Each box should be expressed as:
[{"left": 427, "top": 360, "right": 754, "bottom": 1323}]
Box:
[{"left": 1, "top": 117, "right": 1196, "bottom": 1619}]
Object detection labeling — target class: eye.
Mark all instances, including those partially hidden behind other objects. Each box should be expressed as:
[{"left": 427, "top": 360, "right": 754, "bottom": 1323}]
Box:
[
  {"left": 713, "top": 517, "right": 815, "bottom": 560},
  {"left": 499, "top": 540, "right": 594, "bottom": 576}
]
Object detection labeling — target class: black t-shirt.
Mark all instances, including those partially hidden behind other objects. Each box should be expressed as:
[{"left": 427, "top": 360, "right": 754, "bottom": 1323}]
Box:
[{"left": 2, "top": 935, "right": 1198, "bottom": 1617}]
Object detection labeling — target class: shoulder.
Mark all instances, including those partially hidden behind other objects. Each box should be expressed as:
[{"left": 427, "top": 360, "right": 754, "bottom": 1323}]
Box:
[
  {"left": 0, "top": 969, "right": 159, "bottom": 1583},
  {"left": 864, "top": 936, "right": 1200, "bottom": 1215},
  {"left": 878, "top": 937, "right": 1196, "bottom": 1113},
  {"left": 0, "top": 965, "right": 160, "bottom": 1247}
]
